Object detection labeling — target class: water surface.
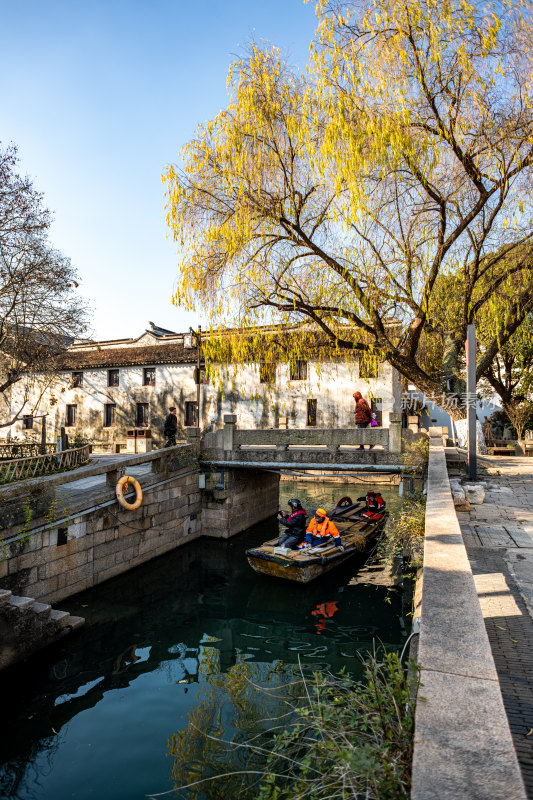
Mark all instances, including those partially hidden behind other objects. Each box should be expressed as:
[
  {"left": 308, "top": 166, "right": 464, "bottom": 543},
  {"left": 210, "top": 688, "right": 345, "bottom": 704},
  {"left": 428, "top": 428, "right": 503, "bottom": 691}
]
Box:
[{"left": 0, "top": 480, "right": 407, "bottom": 800}]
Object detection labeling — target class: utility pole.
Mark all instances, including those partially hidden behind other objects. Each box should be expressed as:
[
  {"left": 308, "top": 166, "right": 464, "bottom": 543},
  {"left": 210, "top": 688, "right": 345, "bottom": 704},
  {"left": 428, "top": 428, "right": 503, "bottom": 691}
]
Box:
[
  {"left": 40, "top": 414, "right": 47, "bottom": 455},
  {"left": 31, "top": 413, "right": 48, "bottom": 454},
  {"left": 190, "top": 325, "right": 202, "bottom": 429},
  {"left": 466, "top": 324, "right": 477, "bottom": 480},
  {"left": 196, "top": 325, "right": 201, "bottom": 429}
]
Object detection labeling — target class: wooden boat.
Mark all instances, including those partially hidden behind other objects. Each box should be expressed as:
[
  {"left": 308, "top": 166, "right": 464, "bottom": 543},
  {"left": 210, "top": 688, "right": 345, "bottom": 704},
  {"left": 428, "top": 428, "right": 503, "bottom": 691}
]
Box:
[{"left": 246, "top": 497, "right": 389, "bottom": 583}]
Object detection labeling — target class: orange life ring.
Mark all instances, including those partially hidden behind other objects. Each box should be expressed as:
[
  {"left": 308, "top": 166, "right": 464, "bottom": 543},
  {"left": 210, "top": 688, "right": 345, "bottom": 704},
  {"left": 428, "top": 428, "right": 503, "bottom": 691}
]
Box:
[{"left": 116, "top": 475, "right": 143, "bottom": 510}]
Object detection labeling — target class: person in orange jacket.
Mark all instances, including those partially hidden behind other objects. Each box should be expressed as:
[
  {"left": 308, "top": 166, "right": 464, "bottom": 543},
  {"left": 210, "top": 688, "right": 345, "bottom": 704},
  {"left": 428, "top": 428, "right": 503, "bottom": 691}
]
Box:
[
  {"left": 302, "top": 508, "right": 344, "bottom": 551},
  {"left": 311, "top": 601, "right": 339, "bottom": 634}
]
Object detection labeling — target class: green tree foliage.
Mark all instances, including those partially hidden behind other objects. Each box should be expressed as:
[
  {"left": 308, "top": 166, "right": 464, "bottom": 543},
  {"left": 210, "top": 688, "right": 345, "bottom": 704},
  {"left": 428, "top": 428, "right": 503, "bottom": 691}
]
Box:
[{"left": 480, "top": 313, "right": 533, "bottom": 416}]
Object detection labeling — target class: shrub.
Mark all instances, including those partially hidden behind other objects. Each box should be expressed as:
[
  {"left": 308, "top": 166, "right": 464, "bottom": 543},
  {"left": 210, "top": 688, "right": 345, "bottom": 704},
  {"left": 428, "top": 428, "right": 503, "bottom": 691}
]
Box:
[
  {"left": 257, "top": 650, "right": 419, "bottom": 800},
  {"left": 159, "top": 650, "right": 419, "bottom": 800},
  {"left": 402, "top": 438, "right": 429, "bottom": 476},
  {"left": 378, "top": 494, "right": 426, "bottom": 574}
]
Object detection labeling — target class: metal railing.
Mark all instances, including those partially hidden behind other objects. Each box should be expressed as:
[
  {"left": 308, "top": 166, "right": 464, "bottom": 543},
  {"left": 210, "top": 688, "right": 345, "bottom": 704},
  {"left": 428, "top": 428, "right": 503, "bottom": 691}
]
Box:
[{"left": 0, "top": 445, "right": 91, "bottom": 484}]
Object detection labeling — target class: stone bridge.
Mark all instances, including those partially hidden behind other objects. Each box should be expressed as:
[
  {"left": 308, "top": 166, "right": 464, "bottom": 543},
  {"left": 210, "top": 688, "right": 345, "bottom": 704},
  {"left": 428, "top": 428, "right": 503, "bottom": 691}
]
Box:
[{"left": 198, "top": 412, "right": 415, "bottom": 470}]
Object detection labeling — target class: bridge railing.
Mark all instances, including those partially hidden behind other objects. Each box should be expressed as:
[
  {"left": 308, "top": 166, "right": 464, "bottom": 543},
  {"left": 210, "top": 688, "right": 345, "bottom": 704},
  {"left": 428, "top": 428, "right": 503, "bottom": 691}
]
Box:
[
  {"left": 201, "top": 413, "right": 404, "bottom": 463},
  {"left": 0, "top": 445, "right": 91, "bottom": 485},
  {"left": 233, "top": 426, "right": 391, "bottom": 449}
]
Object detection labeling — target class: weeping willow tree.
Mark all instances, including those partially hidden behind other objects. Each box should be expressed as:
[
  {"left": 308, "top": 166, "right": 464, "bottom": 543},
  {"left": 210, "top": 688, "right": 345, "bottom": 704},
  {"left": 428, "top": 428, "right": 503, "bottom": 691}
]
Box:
[
  {"left": 164, "top": 0, "right": 533, "bottom": 419},
  {"left": 478, "top": 312, "right": 533, "bottom": 432}
]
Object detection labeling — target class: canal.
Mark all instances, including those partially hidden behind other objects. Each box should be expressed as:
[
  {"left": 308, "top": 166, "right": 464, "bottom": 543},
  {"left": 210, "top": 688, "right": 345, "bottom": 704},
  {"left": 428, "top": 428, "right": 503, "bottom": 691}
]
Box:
[{"left": 0, "top": 480, "right": 409, "bottom": 800}]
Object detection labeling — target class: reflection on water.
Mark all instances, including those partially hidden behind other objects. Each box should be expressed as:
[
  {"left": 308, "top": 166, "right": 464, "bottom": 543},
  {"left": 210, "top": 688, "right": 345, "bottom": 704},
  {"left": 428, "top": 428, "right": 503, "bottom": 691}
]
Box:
[{"left": 0, "top": 480, "right": 407, "bottom": 800}]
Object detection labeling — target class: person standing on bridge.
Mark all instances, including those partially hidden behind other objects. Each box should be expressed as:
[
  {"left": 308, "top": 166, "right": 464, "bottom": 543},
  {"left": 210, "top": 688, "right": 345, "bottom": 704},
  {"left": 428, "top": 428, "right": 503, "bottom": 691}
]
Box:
[
  {"left": 164, "top": 407, "right": 178, "bottom": 447},
  {"left": 353, "top": 391, "right": 374, "bottom": 451}
]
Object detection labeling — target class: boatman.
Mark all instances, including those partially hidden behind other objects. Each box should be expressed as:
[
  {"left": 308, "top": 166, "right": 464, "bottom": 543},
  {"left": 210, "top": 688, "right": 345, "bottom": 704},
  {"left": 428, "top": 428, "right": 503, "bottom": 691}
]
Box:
[
  {"left": 357, "top": 490, "right": 386, "bottom": 520},
  {"left": 302, "top": 508, "right": 344, "bottom": 551}
]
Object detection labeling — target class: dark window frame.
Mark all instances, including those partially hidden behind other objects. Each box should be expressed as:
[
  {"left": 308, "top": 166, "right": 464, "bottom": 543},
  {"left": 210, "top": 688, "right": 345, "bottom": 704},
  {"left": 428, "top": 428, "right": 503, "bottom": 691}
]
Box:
[
  {"left": 259, "top": 362, "right": 277, "bottom": 384},
  {"left": 104, "top": 403, "right": 116, "bottom": 428},
  {"left": 22, "top": 415, "right": 34, "bottom": 430},
  {"left": 72, "top": 371, "right": 84, "bottom": 388},
  {"left": 289, "top": 360, "right": 308, "bottom": 381},
  {"left": 143, "top": 367, "right": 156, "bottom": 387},
  {"left": 66, "top": 404, "right": 77, "bottom": 427},
  {"left": 307, "top": 399, "right": 317, "bottom": 427},
  {"left": 57, "top": 527, "right": 69, "bottom": 546},
  {"left": 108, "top": 369, "right": 119, "bottom": 387},
  {"left": 136, "top": 403, "right": 149, "bottom": 427},
  {"left": 185, "top": 401, "right": 198, "bottom": 427},
  {"left": 194, "top": 366, "right": 208, "bottom": 385}
]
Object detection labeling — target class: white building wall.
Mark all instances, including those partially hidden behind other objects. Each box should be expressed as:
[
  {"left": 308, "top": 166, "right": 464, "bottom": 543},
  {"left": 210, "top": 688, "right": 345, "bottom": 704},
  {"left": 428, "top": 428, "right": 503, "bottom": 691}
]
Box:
[{"left": 1, "top": 357, "right": 399, "bottom": 444}]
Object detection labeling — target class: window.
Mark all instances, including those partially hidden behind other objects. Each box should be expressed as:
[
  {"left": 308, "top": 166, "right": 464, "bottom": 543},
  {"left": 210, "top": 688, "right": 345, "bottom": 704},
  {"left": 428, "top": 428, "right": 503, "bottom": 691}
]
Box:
[
  {"left": 136, "top": 403, "right": 149, "bottom": 427},
  {"left": 143, "top": 367, "right": 155, "bottom": 386},
  {"left": 66, "top": 405, "right": 77, "bottom": 427},
  {"left": 72, "top": 371, "right": 83, "bottom": 388},
  {"left": 22, "top": 415, "right": 33, "bottom": 430},
  {"left": 57, "top": 527, "right": 69, "bottom": 546},
  {"left": 185, "top": 401, "right": 198, "bottom": 427},
  {"left": 108, "top": 369, "right": 119, "bottom": 387},
  {"left": 371, "top": 398, "right": 383, "bottom": 426},
  {"left": 289, "top": 360, "right": 307, "bottom": 381},
  {"left": 359, "top": 356, "right": 378, "bottom": 379},
  {"left": 104, "top": 404, "right": 116, "bottom": 428},
  {"left": 259, "top": 362, "right": 276, "bottom": 384},
  {"left": 194, "top": 366, "right": 208, "bottom": 384},
  {"left": 307, "top": 399, "right": 317, "bottom": 427}
]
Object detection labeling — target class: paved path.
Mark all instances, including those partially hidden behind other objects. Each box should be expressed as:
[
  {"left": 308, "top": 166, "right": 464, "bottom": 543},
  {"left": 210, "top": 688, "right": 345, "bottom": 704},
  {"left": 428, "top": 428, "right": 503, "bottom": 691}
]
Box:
[
  {"left": 50, "top": 456, "right": 154, "bottom": 520},
  {"left": 456, "top": 455, "right": 533, "bottom": 796}
]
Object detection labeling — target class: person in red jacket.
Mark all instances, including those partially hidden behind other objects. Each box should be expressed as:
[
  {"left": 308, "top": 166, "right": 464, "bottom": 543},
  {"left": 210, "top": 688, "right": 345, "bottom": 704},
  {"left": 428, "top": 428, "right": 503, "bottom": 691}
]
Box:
[
  {"left": 357, "top": 490, "right": 386, "bottom": 519},
  {"left": 353, "top": 391, "right": 374, "bottom": 450}
]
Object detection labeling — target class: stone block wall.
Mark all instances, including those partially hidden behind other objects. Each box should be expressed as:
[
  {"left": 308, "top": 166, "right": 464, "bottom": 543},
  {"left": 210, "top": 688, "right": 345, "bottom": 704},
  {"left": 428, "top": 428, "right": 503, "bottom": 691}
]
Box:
[
  {"left": 201, "top": 468, "right": 280, "bottom": 539},
  {"left": 0, "top": 588, "right": 85, "bottom": 670},
  {"left": 0, "top": 466, "right": 203, "bottom": 605}
]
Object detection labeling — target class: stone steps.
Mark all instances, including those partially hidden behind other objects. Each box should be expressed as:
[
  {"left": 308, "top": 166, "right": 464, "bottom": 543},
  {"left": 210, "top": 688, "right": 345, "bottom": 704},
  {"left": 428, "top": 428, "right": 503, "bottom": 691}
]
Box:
[{"left": 0, "top": 588, "right": 85, "bottom": 670}]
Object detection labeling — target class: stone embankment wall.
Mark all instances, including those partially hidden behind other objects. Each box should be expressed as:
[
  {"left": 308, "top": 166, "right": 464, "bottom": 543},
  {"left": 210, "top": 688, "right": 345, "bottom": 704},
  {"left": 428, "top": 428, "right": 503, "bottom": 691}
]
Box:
[
  {"left": 201, "top": 467, "right": 280, "bottom": 539},
  {"left": 411, "top": 433, "right": 526, "bottom": 800},
  {"left": 0, "top": 444, "right": 281, "bottom": 612},
  {"left": 1, "top": 462, "right": 203, "bottom": 606},
  {"left": 0, "top": 588, "right": 84, "bottom": 670}
]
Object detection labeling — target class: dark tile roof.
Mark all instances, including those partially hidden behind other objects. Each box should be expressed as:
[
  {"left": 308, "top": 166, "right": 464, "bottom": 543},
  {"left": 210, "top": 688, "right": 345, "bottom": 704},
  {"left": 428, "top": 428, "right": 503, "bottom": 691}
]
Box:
[{"left": 60, "top": 342, "right": 197, "bottom": 370}]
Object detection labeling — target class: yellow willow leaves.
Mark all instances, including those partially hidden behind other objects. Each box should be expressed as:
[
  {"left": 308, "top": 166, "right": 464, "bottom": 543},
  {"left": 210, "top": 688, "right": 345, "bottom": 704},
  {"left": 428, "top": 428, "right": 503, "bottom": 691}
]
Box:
[{"left": 163, "top": 0, "right": 533, "bottom": 382}]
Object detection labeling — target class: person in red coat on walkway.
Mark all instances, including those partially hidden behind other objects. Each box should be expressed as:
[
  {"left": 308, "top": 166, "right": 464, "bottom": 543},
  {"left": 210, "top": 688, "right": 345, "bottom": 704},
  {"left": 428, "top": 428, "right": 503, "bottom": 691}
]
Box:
[{"left": 353, "top": 391, "right": 374, "bottom": 450}]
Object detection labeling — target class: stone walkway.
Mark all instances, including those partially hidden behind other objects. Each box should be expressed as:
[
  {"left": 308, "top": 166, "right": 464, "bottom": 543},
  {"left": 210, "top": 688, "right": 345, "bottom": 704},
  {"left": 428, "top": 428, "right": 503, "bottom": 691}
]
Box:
[
  {"left": 51, "top": 457, "right": 154, "bottom": 519},
  {"left": 456, "top": 455, "right": 533, "bottom": 797}
]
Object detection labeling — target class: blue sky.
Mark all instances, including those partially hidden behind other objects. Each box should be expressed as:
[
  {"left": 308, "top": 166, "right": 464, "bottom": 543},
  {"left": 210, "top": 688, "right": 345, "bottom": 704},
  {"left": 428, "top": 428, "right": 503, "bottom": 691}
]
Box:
[{"left": 1, "top": 0, "right": 317, "bottom": 340}]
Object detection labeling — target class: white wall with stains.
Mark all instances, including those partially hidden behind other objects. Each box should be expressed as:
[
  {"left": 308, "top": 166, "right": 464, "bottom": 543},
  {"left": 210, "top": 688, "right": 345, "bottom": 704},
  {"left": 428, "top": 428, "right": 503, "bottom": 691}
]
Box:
[{"left": 2, "top": 357, "right": 400, "bottom": 444}]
